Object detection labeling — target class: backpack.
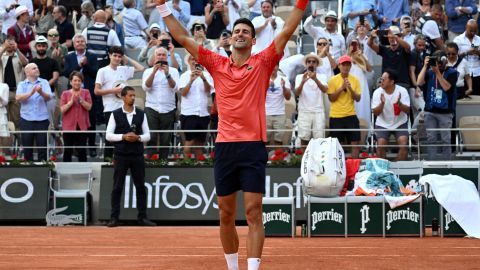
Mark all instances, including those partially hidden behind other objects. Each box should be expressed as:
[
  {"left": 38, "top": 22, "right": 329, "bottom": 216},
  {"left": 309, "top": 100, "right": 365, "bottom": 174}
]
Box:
[{"left": 301, "top": 137, "right": 346, "bottom": 197}]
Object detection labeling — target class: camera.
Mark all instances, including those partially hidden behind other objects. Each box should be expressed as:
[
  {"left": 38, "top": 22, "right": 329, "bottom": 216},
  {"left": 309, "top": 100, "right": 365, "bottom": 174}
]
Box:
[
  {"left": 195, "top": 63, "right": 203, "bottom": 71},
  {"left": 377, "top": 29, "right": 389, "bottom": 46},
  {"left": 359, "top": 15, "right": 365, "bottom": 25},
  {"left": 429, "top": 56, "right": 437, "bottom": 67},
  {"left": 152, "top": 33, "right": 158, "bottom": 39},
  {"left": 195, "top": 25, "right": 203, "bottom": 32},
  {"left": 160, "top": 39, "right": 169, "bottom": 48},
  {"left": 328, "top": 39, "right": 333, "bottom": 46},
  {"left": 156, "top": 60, "right": 169, "bottom": 66},
  {"left": 221, "top": 31, "right": 229, "bottom": 39}
]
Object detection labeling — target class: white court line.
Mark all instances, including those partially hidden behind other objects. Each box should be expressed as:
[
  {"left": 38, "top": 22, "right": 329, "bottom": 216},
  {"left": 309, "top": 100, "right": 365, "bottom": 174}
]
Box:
[
  {"left": 1, "top": 254, "right": 480, "bottom": 258},
  {"left": 2, "top": 245, "right": 480, "bottom": 249}
]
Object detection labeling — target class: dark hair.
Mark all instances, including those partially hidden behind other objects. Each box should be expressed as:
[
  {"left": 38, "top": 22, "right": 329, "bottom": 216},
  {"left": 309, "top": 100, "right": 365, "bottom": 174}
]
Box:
[
  {"left": 414, "top": 34, "right": 426, "bottom": 44},
  {"left": 446, "top": 42, "right": 459, "bottom": 52},
  {"left": 384, "top": 69, "right": 398, "bottom": 84},
  {"left": 431, "top": 3, "right": 443, "bottom": 12},
  {"left": 56, "top": 5, "right": 67, "bottom": 17},
  {"left": 69, "top": 71, "right": 84, "bottom": 81},
  {"left": 121, "top": 86, "right": 135, "bottom": 96},
  {"left": 432, "top": 50, "right": 447, "bottom": 63},
  {"left": 190, "top": 23, "right": 206, "bottom": 36},
  {"left": 109, "top": 46, "right": 124, "bottom": 55},
  {"left": 261, "top": 0, "right": 274, "bottom": 7},
  {"left": 233, "top": 18, "right": 256, "bottom": 38}
]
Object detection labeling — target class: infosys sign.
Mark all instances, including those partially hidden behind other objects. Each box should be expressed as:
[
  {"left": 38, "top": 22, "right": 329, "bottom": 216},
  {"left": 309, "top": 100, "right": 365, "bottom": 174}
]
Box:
[
  {"left": 98, "top": 167, "right": 305, "bottom": 221},
  {"left": 0, "top": 166, "right": 50, "bottom": 220}
]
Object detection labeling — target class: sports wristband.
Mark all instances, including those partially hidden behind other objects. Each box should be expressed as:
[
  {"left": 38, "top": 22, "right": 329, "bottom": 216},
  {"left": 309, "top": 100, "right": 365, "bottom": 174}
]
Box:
[
  {"left": 295, "top": 0, "right": 309, "bottom": 11},
  {"left": 157, "top": 4, "right": 172, "bottom": 18}
]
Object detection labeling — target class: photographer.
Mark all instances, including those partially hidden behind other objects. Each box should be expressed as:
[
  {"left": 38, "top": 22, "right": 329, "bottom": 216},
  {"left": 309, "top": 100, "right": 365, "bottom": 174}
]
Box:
[
  {"left": 141, "top": 46, "right": 180, "bottom": 159},
  {"left": 453, "top": 19, "right": 480, "bottom": 96},
  {"left": 417, "top": 51, "right": 458, "bottom": 160},
  {"left": 400, "top": 16, "right": 415, "bottom": 50},
  {"left": 139, "top": 30, "right": 182, "bottom": 71},
  {"left": 214, "top": 30, "right": 232, "bottom": 57},
  {"left": 190, "top": 21, "right": 214, "bottom": 50}
]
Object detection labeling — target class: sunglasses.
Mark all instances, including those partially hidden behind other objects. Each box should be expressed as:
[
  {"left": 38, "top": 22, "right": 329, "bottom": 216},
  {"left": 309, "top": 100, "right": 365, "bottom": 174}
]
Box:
[
  {"left": 447, "top": 53, "right": 457, "bottom": 56},
  {"left": 317, "top": 42, "right": 328, "bottom": 46},
  {"left": 48, "top": 34, "right": 59, "bottom": 37},
  {"left": 306, "top": 60, "right": 318, "bottom": 64}
]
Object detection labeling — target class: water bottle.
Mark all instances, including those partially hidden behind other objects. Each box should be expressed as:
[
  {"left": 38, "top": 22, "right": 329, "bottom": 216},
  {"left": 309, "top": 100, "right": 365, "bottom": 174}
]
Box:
[
  {"left": 301, "top": 223, "right": 307, "bottom": 237},
  {"left": 432, "top": 217, "right": 439, "bottom": 236}
]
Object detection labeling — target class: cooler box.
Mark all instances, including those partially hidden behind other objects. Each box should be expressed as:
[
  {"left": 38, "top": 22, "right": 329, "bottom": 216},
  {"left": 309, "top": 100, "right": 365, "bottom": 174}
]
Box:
[
  {"left": 346, "top": 196, "right": 384, "bottom": 236},
  {"left": 262, "top": 197, "right": 295, "bottom": 237},
  {"left": 440, "top": 207, "right": 466, "bottom": 237},
  {"left": 307, "top": 196, "right": 346, "bottom": 237},
  {"left": 384, "top": 197, "right": 424, "bottom": 237}
]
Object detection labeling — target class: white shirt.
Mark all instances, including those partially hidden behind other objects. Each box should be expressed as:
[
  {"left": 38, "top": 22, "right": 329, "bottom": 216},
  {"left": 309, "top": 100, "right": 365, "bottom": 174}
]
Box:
[
  {"left": 317, "top": 56, "right": 334, "bottom": 81},
  {"left": 179, "top": 70, "right": 214, "bottom": 117},
  {"left": 81, "top": 22, "right": 122, "bottom": 47},
  {"left": 122, "top": 8, "right": 148, "bottom": 36},
  {"left": 106, "top": 105, "right": 151, "bottom": 142},
  {"left": 0, "top": 0, "right": 34, "bottom": 35},
  {"left": 447, "top": 58, "right": 469, "bottom": 88},
  {"left": 421, "top": 14, "right": 441, "bottom": 40},
  {"left": 295, "top": 73, "right": 328, "bottom": 113},
  {"left": 142, "top": 66, "right": 180, "bottom": 113},
  {"left": 252, "top": 15, "right": 287, "bottom": 56},
  {"left": 266, "top": 74, "right": 291, "bottom": 116},
  {"left": 453, "top": 33, "right": 480, "bottom": 77},
  {"left": 403, "top": 33, "right": 416, "bottom": 51},
  {"left": 95, "top": 65, "right": 135, "bottom": 112},
  {"left": 249, "top": 0, "right": 261, "bottom": 14},
  {"left": 304, "top": 15, "right": 346, "bottom": 60},
  {"left": 371, "top": 85, "right": 410, "bottom": 129}
]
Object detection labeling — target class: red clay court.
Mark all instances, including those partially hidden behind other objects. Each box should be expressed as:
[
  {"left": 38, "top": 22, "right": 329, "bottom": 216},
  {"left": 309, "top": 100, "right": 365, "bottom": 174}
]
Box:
[{"left": 1, "top": 226, "right": 479, "bottom": 269}]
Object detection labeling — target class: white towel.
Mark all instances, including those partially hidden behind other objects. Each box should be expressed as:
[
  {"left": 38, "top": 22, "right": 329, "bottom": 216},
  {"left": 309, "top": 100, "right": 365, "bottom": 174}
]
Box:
[{"left": 419, "top": 174, "right": 480, "bottom": 238}]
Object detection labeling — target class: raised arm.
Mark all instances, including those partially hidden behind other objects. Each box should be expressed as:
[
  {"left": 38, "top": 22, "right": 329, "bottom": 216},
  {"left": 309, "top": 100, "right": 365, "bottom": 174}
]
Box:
[
  {"left": 155, "top": 0, "right": 199, "bottom": 59},
  {"left": 273, "top": 0, "right": 309, "bottom": 55}
]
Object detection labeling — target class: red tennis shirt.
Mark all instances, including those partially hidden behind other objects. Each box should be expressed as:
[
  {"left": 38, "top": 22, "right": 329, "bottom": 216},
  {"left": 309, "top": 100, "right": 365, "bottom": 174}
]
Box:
[{"left": 197, "top": 42, "right": 283, "bottom": 142}]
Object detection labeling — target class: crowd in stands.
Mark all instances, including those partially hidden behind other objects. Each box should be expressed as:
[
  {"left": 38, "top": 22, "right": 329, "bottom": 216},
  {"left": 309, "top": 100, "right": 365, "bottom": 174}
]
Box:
[{"left": 0, "top": 0, "right": 478, "bottom": 162}]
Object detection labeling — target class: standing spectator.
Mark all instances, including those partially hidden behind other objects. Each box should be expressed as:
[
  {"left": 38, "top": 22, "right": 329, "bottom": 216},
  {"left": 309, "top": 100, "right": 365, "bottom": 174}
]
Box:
[
  {"left": 7, "top": 6, "right": 35, "bottom": 60},
  {"left": 400, "top": 16, "right": 415, "bottom": 50},
  {"left": 103, "top": 5, "right": 125, "bottom": 48},
  {"left": 377, "top": 0, "right": 409, "bottom": 30},
  {"left": 106, "top": 0, "right": 143, "bottom": 16},
  {"left": 295, "top": 53, "right": 328, "bottom": 148},
  {"left": 94, "top": 46, "right": 145, "bottom": 160},
  {"left": 252, "top": 0, "right": 286, "bottom": 56},
  {"left": 371, "top": 70, "right": 410, "bottom": 160},
  {"left": 140, "top": 30, "right": 183, "bottom": 71},
  {"left": 0, "top": 83, "right": 9, "bottom": 155},
  {"left": 225, "top": 0, "right": 243, "bottom": 32},
  {"left": 327, "top": 55, "right": 362, "bottom": 158},
  {"left": 82, "top": 9, "right": 122, "bottom": 68},
  {"left": 179, "top": 54, "right": 213, "bottom": 159},
  {"left": 417, "top": 51, "right": 458, "bottom": 160},
  {"left": 213, "top": 30, "right": 232, "bottom": 57},
  {"left": 76, "top": 1, "right": 96, "bottom": 33},
  {"left": 414, "top": 4, "right": 445, "bottom": 55},
  {"left": 60, "top": 71, "right": 92, "bottom": 162},
  {"left": 186, "top": 0, "right": 209, "bottom": 29},
  {"left": 409, "top": 34, "right": 427, "bottom": 118},
  {"left": 53, "top": 5, "right": 75, "bottom": 51},
  {"left": 0, "top": 36, "right": 28, "bottom": 129},
  {"left": 122, "top": 0, "right": 150, "bottom": 49},
  {"left": 453, "top": 20, "right": 480, "bottom": 96},
  {"left": 304, "top": 10, "right": 346, "bottom": 61},
  {"left": 248, "top": 0, "right": 261, "bottom": 20},
  {"left": 205, "top": 0, "right": 229, "bottom": 40},
  {"left": 411, "top": 0, "right": 432, "bottom": 26},
  {"left": 30, "top": 36, "right": 59, "bottom": 92},
  {"left": 191, "top": 21, "right": 215, "bottom": 50},
  {"left": 34, "top": 0, "right": 55, "bottom": 37},
  {"left": 16, "top": 63, "right": 52, "bottom": 161},
  {"left": 153, "top": 0, "right": 191, "bottom": 35},
  {"left": 445, "top": 0, "right": 477, "bottom": 42},
  {"left": 0, "top": 0, "right": 33, "bottom": 39},
  {"left": 342, "top": 0, "right": 377, "bottom": 30},
  {"left": 46, "top": 28, "right": 68, "bottom": 76},
  {"left": 64, "top": 34, "right": 99, "bottom": 158},
  {"left": 315, "top": 37, "right": 335, "bottom": 80},
  {"left": 141, "top": 46, "right": 179, "bottom": 159},
  {"left": 446, "top": 42, "right": 472, "bottom": 99}
]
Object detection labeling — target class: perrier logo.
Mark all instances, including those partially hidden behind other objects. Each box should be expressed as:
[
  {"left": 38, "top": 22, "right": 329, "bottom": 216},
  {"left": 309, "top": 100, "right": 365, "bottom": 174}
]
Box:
[
  {"left": 311, "top": 208, "right": 343, "bottom": 231},
  {"left": 360, "top": 205, "right": 370, "bottom": 233},
  {"left": 262, "top": 209, "right": 291, "bottom": 225},
  {"left": 386, "top": 207, "right": 419, "bottom": 230},
  {"left": 445, "top": 212, "right": 456, "bottom": 231}
]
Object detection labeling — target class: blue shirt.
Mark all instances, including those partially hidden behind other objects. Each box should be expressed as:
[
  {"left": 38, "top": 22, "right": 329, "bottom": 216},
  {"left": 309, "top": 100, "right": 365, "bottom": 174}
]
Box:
[
  {"left": 377, "top": 0, "right": 409, "bottom": 29},
  {"left": 106, "top": 0, "right": 143, "bottom": 12},
  {"left": 446, "top": 0, "right": 477, "bottom": 33},
  {"left": 158, "top": 0, "right": 191, "bottom": 31},
  {"left": 16, "top": 78, "right": 52, "bottom": 121},
  {"left": 342, "top": 0, "right": 376, "bottom": 29}
]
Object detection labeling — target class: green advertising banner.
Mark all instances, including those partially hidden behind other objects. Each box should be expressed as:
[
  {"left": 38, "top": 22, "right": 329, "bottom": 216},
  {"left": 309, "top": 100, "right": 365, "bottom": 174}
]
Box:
[
  {"left": 0, "top": 166, "right": 50, "bottom": 220},
  {"left": 308, "top": 197, "right": 346, "bottom": 236},
  {"left": 385, "top": 198, "right": 423, "bottom": 236},
  {"left": 346, "top": 197, "right": 384, "bottom": 236},
  {"left": 263, "top": 201, "right": 295, "bottom": 237}
]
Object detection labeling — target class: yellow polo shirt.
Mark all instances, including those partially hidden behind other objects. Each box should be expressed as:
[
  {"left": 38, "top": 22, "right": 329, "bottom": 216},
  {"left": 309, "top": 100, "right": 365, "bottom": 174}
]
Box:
[{"left": 327, "top": 73, "right": 361, "bottom": 118}]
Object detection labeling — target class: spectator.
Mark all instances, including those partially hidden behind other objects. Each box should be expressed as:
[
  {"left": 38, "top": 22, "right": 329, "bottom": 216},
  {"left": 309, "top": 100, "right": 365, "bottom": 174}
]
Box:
[
  {"left": 295, "top": 53, "right": 327, "bottom": 148},
  {"left": 445, "top": 0, "right": 477, "bottom": 41},
  {"left": 205, "top": 0, "right": 229, "bottom": 40},
  {"left": 0, "top": 0, "right": 34, "bottom": 39},
  {"left": 30, "top": 36, "right": 59, "bottom": 91},
  {"left": 368, "top": 26, "right": 411, "bottom": 89},
  {"left": 152, "top": 0, "right": 191, "bottom": 34},
  {"left": 186, "top": 0, "right": 210, "bottom": 29},
  {"left": 76, "top": 1, "right": 95, "bottom": 32},
  {"left": 252, "top": 0, "right": 287, "bottom": 56},
  {"left": 327, "top": 55, "right": 361, "bottom": 158},
  {"left": 82, "top": 9, "right": 122, "bottom": 68},
  {"left": 409, "top": 34, "right": 427, "bottom": 118},
  {"left": 453, "top": 19, "right": 480, "bottom": 96},
  {"left": 377, "top": 0, "right": 409, "bottom": 30},
  {"left": 225, "top": 0, "right": 244, "bottom": 32},
  {"left": 64, "top": 34, "right": 99, "bottom": 158},
  {"left": 248, "top": 0, "right": 261, "bottom": 20},
  {"left": 60, "top": 71, "right": 92, "bottom": 162},
  {"left": 446, "top": 42, "right": 472, "bottom": 99},
  {"left": 53, "top": 5, "right": 75, "bottom": 51},
  {"left": 417, "top": 51, "right": 458, "bottom": 160},
  {"left": 213, "top": 30, "right": 232, "bottom": 57},
  {"left": 16, "top": 63, "right": 53, "bottom": 161},
  {"left": 342, "top": 0, "right": 377, "bottom": 30},
  {"left": 141, "top": 47, "right": 180, "bottom": 159},
  {"left": 0, "top": 36, "right": 28, "bottom": 129},
  {"left": 304, "top": 10, "right": 346, "bottom": 61},
  {"left": 34, "top": 0, "right": 55, "bottom": 38},
  {"left": 400, "top": 16, "right": 415, "bottom": 50},
  {"left": 191, "top": 21, "right": 214, "bottom": 50},
  {"left": 94, "top": 46, "right": 145, "bottom": 160},
  {"left": 371, "top": 70, "right": 410, "bottom": 160},
  {"left": 411, "top": 0, "right": 432, "bottom": 26},
  {"left": 315, "top": 37, "right": 335, "bottom": 82},
  {"left": 7, "top": 6, "right": 35, "bottom": 60},
  {"left": 0, "top": 83, "right": 9, "bottom": 155},
  {"left": 103, "top": 5, "right": 125, "bottom": 48},
  {"left": 414, "top": 3, "right": 445, "bottom": 55},
  {"left": 122, "top": 0, "right": 150, "bottom": 49},
  {"left": 46, "top": 28, "right": 68, "bottom": 75},
  {"left": 140, "top": 30, "right": 182, "bottom": 71},
  {"left": 107, "top": 0, "right": 143, "bottom": 16},
  {"left": 179, "top": 54, "right": 213, "bottom": 159}
]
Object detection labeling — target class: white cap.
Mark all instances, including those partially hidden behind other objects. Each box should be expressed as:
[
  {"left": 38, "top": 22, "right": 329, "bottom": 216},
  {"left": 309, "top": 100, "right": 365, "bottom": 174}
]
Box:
[
  {"left": 325, "top": 10, "right": 338, "bottom": 20},
  {"left": 149, "top": 23, "right": 160, "bottom": 32},
  {"left": 35, "top": 35, "right": 48, "bottom": 44},
  {"left": 15, "top": 5, "right": 29, "bottom": 18}
]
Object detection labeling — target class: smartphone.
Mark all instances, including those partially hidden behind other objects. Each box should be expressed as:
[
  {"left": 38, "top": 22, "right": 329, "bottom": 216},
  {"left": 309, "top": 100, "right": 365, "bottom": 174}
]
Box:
[
  {"left": 429, "top": 57, "right": 437, "bottom": 67},
  {"left": 405, "top": 22, "right": 411, "bottom": 28},
  {"left": 156, "top": 60, "right": 169, "bottom": 66},
  {"left": 351, "top": 40, "right": 358, "bottom": 52},
  {"left": 359, "top": 15, "right": 365, "bottom": 26},
  {"left": 152, "top": 33, "right": 158, "bottom": 39},
  {"left": 195, "top": 25, "right": 203, "bottom": 32},
  {"left": 195, "top": 63, "right": 203, "bottom": 71},
  {"left": 160, "top": 39, "right": 169, "bottom": 48},
  {"left": 377, "top": 29, "right": 389, "bottom": 46},
  {"left": 307, "top": 66, "right": 315, "bottom": 72}
]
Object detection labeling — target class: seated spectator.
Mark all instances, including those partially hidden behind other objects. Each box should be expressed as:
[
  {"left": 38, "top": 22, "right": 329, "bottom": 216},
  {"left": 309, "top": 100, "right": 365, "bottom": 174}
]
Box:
[
  {"left": 417, "top": 51, "right": 458, "bottom": 160},
  {"left": 53, "top": 5, "right": 75, "bottom": 51},
  {"left": 179, "top": 54, "right": 214, "bottom": 159},
  {"left": 295, "top": 53, "right": 328, "bottom": 149},
  {"left": 446, "top": 42, "right": 472, "bottom": 99},
  {"left": 411, "top": 0, "right": 432, "bottom": 26},
  {"left": 34, "top": 0, "right": 55, "bottom": 37},
  {"left": 415, "top": 3, "right": 445, "bottom": 55},
  {"left": 60, "top": 71, "right": 92, "bottom": 162},
  {"left": 139, "top": 30, "right": 182, "bottom": 71},
  {"left": 400, "top": 16, "right": 415, "bottom": 50},
  {"left": 378, "top": 0, "right": 409, "bottom": 30},
  {"left": 409, "top": 35, "right": 427, "bottom": 118},
  {"left": 7, "top": 6, "right": 35, "bottom": 60},
  {"left": 76, "top": 1, "right": 95, "bottom": 32},
  {"left": 453, "top": 19, "right": 480, "bottom": 96},
  {"left": 371, "top": 70, "right": 410, "bottom": 160},
  {"left": 122, "top": 0, "right": 150, "bottom": 49},
  {"left": 213, "top": 30, "right": 232, "bottom": 57},
  {"left": 205, "top": 0, "right": 229, "bottom": 40},
  {"left": 445, "top": 0, "right": 477, "bottom": 41},
  {"left": 342, "top": 0, "right": 377, "bottom": 30},
  {"left": 0, "top": 83, "right": 9, "bottom": 155},
  {"left": 266, "top": 64, "right": 291, "bottom": 153}
]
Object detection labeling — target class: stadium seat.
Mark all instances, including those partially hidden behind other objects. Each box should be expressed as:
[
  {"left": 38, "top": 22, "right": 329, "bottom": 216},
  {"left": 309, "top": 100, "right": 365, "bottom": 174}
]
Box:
[{"left": 459, "top": 116, "right": 480, "bottom": 151}]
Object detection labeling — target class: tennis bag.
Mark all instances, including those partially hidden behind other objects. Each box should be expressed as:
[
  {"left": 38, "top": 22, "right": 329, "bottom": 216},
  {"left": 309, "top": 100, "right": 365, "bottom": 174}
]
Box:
[{"left": 301, "top": 137, "right": 346, "bottom": 197}]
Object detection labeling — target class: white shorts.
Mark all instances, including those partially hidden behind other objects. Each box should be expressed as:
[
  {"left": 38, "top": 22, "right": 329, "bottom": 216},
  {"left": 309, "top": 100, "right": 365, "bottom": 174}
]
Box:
[
  {"left": 297, "top": 111, "right": 325, "bottom": 141},
  {"left": 266, "top": 114, "right": 286, "bottom": 143}
]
